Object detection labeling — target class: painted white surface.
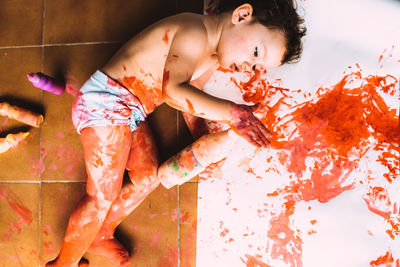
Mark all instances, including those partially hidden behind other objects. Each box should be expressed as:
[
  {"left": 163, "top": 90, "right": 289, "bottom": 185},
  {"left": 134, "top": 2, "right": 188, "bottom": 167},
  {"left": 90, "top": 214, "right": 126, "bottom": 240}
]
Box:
[{"left": 196, "top": 0, "right": 400, "bottom": 266}]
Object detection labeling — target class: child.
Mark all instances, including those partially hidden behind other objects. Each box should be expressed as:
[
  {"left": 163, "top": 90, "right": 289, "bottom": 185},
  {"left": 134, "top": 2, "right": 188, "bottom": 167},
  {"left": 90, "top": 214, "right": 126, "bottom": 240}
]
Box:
[{"left": 47, "top": 0, "right": 306, "bottom": 266}]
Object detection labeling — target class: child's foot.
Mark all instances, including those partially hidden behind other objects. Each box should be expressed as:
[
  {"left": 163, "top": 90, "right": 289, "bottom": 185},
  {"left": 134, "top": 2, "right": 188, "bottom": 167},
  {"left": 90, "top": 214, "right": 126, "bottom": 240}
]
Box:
[
  {"left": 45, "top": 257, "right": 89, "bottom": 267},
  {"left": 87, "top": 237, "right": 130, "bottom": 267}
]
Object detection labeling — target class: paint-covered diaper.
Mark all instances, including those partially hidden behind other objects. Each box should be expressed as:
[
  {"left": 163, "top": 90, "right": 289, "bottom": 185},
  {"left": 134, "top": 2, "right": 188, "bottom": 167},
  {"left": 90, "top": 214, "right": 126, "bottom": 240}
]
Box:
[{"left": 72, "top": 70, "right": 147, "bottom": 134}]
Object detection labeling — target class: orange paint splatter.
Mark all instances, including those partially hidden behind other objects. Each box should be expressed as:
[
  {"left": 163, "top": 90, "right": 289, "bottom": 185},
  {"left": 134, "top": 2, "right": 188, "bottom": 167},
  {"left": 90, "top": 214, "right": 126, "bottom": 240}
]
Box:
[
  {"left": 223, "top": 61, "right": 399, "bottom": 264},
  {"left": 370, "top": 251, "right": 394, "bottom": 266},
  {"left": 186, "top": 98, "right": 195, "bottom": 114},
  {"left": 242, "top": 254, "right": 272, "bottom": 267},
  {"left": 162, "top": 30, "right": 170, "bottom": 44}
]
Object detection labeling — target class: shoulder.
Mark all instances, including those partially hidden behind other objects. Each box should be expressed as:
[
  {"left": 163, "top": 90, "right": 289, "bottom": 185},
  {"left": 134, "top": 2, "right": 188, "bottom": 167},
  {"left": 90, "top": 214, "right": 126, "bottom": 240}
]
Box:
[{"left": 168, "top": 13, "right": 209, "bottom": 51}]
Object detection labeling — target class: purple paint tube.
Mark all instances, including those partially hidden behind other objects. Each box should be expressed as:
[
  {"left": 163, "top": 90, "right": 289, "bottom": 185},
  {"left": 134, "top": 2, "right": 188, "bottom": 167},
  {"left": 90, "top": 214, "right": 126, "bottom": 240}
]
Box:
[{"left": 27, "top": 72, "right": 66, "bottom": 95}]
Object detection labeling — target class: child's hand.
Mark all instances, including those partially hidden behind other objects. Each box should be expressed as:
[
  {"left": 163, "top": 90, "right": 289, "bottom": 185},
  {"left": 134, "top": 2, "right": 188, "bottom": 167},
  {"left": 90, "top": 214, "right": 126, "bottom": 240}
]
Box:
[{"left": 228, "top": 103, "right": 272, "bottom": 148}]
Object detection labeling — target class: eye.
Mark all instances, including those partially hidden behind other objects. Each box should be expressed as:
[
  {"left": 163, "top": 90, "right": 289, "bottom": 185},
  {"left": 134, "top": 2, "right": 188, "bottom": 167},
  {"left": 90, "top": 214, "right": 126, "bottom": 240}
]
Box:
[{"left": 254, "top": 47, "right": 258, "bottom": 57}]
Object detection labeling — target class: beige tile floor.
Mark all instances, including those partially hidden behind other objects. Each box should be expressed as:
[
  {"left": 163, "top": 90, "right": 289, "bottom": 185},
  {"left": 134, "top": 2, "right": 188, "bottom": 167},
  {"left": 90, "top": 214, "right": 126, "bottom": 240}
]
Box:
[{"left": 0, "top": 1, "right": 202, "bottom": 266}]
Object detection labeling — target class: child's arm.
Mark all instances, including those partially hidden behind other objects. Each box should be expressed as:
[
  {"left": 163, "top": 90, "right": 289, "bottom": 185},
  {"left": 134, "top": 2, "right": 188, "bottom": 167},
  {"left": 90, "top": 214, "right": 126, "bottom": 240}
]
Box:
[{"left": 162, "top": 26, "right": 271, "bottom": 147}]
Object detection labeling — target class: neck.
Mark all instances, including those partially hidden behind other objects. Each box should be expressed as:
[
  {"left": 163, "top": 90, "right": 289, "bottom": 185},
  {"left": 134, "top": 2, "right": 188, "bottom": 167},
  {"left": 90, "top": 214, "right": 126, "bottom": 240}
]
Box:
[{"left": 203, "top": 12, "right": 230, "bottom": 54}]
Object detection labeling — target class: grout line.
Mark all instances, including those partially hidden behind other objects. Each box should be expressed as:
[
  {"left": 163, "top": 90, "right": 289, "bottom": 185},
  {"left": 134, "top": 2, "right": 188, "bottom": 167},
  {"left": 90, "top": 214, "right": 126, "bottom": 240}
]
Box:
[
  {"left": 41, "top": 180, "right": 87, "bottom": 183},
  {"left": 176, "top": 108, "right": 181, "bottom": 267},
  {"left": 0, "top": 180, "right": 87, "bottom": 183},
  {"left": 38, "top": 0, "right": 46, "bottom": 264},
  {"left": 0, "top": 181, "right": 41, "bottom": 184},
  {"left": 0, "top": 41, "right": 123, "bottom": 50}
]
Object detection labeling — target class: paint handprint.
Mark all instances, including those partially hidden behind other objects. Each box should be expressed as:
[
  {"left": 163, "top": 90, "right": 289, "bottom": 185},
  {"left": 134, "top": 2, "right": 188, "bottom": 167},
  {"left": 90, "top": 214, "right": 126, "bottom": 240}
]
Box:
[{"left": 228, "top": 102, "right": 272, "bottom": 148}]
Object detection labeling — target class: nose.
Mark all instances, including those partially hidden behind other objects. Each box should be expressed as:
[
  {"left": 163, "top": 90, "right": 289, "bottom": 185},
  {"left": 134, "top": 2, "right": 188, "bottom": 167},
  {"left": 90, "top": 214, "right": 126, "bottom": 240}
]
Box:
[
  {"left": 252, "top": 63, "right": 263, "bottom": 71},
  {"left": 241, "top": 62, "right": 253, "bottom": 72}
]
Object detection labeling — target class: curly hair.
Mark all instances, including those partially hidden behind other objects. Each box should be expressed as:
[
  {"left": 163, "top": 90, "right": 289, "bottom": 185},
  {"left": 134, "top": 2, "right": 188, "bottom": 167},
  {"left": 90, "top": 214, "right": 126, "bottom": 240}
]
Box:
[{"left": 217, "top": 0, "right": 307, "bottom": 64}]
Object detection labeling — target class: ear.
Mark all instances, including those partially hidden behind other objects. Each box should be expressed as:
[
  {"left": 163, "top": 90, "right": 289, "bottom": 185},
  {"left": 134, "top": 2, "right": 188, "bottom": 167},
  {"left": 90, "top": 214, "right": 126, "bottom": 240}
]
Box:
[{"left": 231, "top": 3, "right": 253, "bottom": 24}]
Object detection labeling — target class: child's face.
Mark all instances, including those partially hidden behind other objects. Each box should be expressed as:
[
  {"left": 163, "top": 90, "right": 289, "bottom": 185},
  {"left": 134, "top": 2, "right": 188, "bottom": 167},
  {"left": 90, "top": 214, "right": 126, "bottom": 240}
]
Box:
[{"left": 217, "top": 22, "right": 286, "bottom": 72}]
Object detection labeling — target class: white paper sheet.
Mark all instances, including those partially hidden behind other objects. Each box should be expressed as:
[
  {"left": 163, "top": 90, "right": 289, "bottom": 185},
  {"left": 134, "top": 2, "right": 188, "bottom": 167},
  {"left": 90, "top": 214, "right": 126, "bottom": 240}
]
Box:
[{"left": 197, "top": 0, "right": 400, "bottom": 266}]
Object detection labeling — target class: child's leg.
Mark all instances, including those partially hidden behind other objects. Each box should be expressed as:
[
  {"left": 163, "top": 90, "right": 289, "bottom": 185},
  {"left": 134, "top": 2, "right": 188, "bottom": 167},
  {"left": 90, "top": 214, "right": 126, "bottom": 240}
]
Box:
[
  {"left": 158, "top": 129, "right": 238, "bottom": 188},
  {"left": 87, "top": 121, "right": 159, "bottom": 265},
  {"left": 46, "top": 125, "right": 132, "bottom": 267}
]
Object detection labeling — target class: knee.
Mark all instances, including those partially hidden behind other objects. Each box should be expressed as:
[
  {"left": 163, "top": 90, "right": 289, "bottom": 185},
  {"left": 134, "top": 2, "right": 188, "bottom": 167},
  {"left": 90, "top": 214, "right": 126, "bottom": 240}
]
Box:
[
  {"left": 128, "top": 169, "right": 159, "bottom": 193},
  {"left": 86, "top": 187, "right": 118, "bottom": 213}
]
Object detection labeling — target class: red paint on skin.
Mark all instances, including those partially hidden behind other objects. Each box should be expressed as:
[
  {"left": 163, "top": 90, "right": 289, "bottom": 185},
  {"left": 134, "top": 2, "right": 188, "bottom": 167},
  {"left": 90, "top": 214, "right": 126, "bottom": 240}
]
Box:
[
  {"left": 119, "top": 75, "right": 163, "bottom": 114},
  {"left": 182, "top": 112, "right": 210, "bottom": 140},
  {"left": 162, "top": 70, "right": 170, "bottom": 91},
  {"left": 172, "top": 148, "right": 198, "bottom": 177},
  {"left": 46, "top": 126, "right": 132, "bottom": 267},
  {"left": 162, "top": 30, "right": 170, "bottom": 44},
  {"left": 186, "top": 99, "right": 195, "bottom": 114},
  {"left": 86, "top": 123, "right": 159, "bottom": 266}
]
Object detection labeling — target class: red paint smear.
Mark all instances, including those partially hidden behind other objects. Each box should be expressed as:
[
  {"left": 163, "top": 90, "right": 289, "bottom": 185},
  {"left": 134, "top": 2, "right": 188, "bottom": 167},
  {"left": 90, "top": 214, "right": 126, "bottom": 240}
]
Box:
[
  {"left": 162, "top": 70, "right": 170, "bottom": 91},
  {"left": 186, "top": 99, "right": 195, "bottom": 114},
  {"left": 217, "top": 66, "right": 234, "bottom": 73},
  {"left": 363, "top": 186, "right": 392, "bottom": 220},
  {"left": 119, "top": 74, "right": 163, "bottom": 114},
  {"left": 156, "top": 242, "right": 178, "bottom": 267},
  {"left": 242, "top": 254, "right": 272, "bottom": 267},
  {"left": 260, "top": 72, "right": 398, "bottom": 201},
  {"left": 220, "top": 228, "right": 229, "bottom": 237},
  {"left": 268, "top": 213, "right": 302, "bottom": 266},
  {"left": 225, "top": 63, "right": 399, "bottom": 263},
  {"left": 198, "top": 158, "right": 226, "bottom": 181},
  {"left": 370, "top": 251, "right": 394, "bottom": 266},
  {"left": 64, "top": 73, "right": 82, "bottom": 98},
  {"left": 180, "top": 149, "right": 197, "bottom": 171},
  {"left": 0, "top": 185, "right": 33, "bottom": 233},
  {"left": 162, "top": 30, "right": 170, "bottom": 44}
]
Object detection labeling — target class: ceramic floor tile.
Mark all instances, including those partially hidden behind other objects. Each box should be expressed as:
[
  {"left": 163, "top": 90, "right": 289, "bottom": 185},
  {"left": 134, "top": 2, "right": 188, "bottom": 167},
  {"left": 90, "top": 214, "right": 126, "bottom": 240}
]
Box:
[
  {"left": 40, "top": 182, "right": 179, "bottom": 267},
  {"left": 179, "top": 183, "right": 198, "bottom": 267},
  {"left": 0, "top": 183, "right": 39, "bottom": 266},
  {"left": 0, "top": 0, "right": 43, "bottom": 47},
  {"left": 44, "top": 0, "right": 176, "bottom": 44},
  {"left": 115, "top": 184, "right": 179, "bottom": 267},
  {"left": 0, "top": 48, "right": 43, "bottom": 180},
  {"left": 148, "top": 104, "right": 180, "bottom": 163},
  {"left": 40, "top": 44, "right": 121, "bottom": 181},
  {"left": 40, "top": 182, "right": 87, "bottom": 265}
]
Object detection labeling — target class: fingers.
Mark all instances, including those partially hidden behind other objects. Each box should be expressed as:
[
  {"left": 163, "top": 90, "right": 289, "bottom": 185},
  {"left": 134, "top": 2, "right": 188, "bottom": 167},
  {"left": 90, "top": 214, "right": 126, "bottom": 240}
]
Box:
[
  {"left": 249, "top": 115, "right": 272, "bottom": 148},
  {"left": 245, "top": 124, "right": 270, "bottom": 148},
  {"left": 244, "top": 132, "right": 263, "bottom": 148},
  {"left": 255, "top": 119, "right": 273, "bottom": 138},
  {"left": 250, "top": 102, "right": 261, "bottom": 112}
]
